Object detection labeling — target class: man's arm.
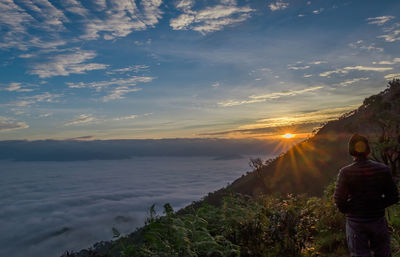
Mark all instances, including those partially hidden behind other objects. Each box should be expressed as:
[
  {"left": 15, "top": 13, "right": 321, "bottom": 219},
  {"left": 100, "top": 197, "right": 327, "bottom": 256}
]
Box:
[
  {"left": 382, "top": 169, "right": 399, "bottom": 208},
  {"left": 334, "top": 169, "right": 350, "bottom": 213}
]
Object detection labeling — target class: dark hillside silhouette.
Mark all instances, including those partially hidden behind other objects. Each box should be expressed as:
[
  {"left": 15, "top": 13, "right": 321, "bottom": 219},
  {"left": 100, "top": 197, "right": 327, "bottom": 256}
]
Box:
[{"left": 201, "top": 79, "right": 400, "bottom": 205}]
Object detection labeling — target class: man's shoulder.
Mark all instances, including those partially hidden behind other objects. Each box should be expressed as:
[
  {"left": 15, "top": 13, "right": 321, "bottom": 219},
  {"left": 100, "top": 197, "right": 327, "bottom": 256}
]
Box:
[
  {"left": 339, "top": 162, "right": 357, "bottom": 174},
  {"left": 339, "top": 159, "right": 390, "bottom": 175},
  {"left": 367, "top": 159, "right": 389, "bottom": 170}
]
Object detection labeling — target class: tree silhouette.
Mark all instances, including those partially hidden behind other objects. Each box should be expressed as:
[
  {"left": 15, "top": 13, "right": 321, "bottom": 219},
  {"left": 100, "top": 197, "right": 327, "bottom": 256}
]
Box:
[{"left": 364, "top": 79, "right": 400, "bottom": 179}]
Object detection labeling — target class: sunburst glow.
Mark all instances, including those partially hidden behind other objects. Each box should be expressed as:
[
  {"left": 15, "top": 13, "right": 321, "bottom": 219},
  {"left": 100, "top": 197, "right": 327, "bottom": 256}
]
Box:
[{"left": 282, "top": 133, "right": 295, "bottom": 139}]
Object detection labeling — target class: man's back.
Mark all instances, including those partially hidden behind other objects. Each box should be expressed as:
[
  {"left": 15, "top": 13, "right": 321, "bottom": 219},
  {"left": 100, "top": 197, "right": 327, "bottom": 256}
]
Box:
[{"left": 335, "top": 158, "right": 398, "bottom": 218}]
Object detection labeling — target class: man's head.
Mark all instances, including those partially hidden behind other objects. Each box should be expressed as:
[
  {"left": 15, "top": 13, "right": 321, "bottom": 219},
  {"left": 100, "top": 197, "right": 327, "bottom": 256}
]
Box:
[{"left": 348, "top": 133, "right": 371, "bottom": 157}]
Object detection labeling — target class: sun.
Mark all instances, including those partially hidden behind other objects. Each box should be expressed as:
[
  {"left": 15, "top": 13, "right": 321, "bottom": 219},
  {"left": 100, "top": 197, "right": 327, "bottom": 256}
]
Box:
[{"left": 282, "top": 133, "right": 295, "bottom": 139}]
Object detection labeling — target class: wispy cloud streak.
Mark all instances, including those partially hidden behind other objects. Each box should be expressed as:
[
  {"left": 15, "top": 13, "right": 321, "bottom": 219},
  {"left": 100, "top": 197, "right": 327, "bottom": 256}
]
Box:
[
  {"left": 373, "top": 58, "right": 400, "bottom": 65},
  {"left": 67, "top": 76, "right": 153, "bottom": 90},
  {"left": 64, "top": 114, "right": 95, "bottom": 126},
  {"left": 30, "top": 50, "right": 108, "bottom": 78},
  {"left": 367, "top": 16, "right": 395, "bottom": 26},
  {"left": 3, "top": 83, "right": 33, "bottom": 92},
  {"left": 218, "top": 86, "right": 323, "bottom": 107},
  {"left": 0, "top": 116, "right": 29, "bottom": 132},
  {"left": 320, "top": 66, "right": 393, "bottom": 77},
  {"left": 67, "top": 75, "right": 153, "bottom": 102},
  {"left": 338, "top": 77, "right": 369, "bottom": 87},
  {"left": 7, "top": 92, "right": 62, "bottom": 107}
]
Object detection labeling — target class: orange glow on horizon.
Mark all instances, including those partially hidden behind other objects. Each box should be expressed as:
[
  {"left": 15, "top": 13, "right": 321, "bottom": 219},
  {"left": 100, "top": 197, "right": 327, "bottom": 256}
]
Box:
[{"left": 282, "top": 133, "right": 295, "bottom": 139}]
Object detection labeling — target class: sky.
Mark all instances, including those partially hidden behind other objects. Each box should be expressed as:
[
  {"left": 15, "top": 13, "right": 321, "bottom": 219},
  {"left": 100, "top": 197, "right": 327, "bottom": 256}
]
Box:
[{"left": 1, "top": 0, "right": 400, "bottom": 140}]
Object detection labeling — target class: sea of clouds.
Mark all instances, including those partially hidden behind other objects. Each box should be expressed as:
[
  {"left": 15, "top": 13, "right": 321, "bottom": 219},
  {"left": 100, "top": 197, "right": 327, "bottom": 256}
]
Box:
[{"left": 0, "top": 157, "right": 254, "bottom": 257}]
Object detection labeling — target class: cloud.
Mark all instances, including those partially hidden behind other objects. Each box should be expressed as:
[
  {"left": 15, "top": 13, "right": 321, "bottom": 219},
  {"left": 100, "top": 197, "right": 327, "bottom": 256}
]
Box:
[
  {"left": 200, "top": 123, "right": 317, "bottom": 137},
  {"left": 59, "top": 0, "right": 88, "bottom": 16},
  {"left": 319, "top": 69, "right": 348, "bottom": 77},
  {"left": 67, "top": 73, "right": 153, "bottom": 102},
  {"left": 7, "top": 92, "right": 62, "bottom": 107},
  {"left": 378, "top": 29, "right": 400, "bottom": 42},
  {"left": 114, "top": 115, "right": 137, "bottom": 121},
  {"left": 269, "top": 1, "right": 289, "bottom": 11},
  {"left": 176, "top": 0, "right": 194, "bottom": 11},
  {"left": 39, "top": 113, "right": 53, "bottom": 118},
  {"left": 0, "top": 0, "right": 163, "bottom": 51},
  {"left": 29, "top": 92, "right": 62, "bottom": 103},
  {"left": 249, "top": 86, "right": 323, "bottom": 99},
  {"left": 338, "top": 77, "right": 369, "bottom": 87},
  {"left": 312, "top": 8, "right": 324, "bottom": 14},
  {"left": 0, "top": 1, "right": 35, "bottom": 36},
  {"left": 141, "top": 0, "right": 163, "bottom": 26},
  {"left": 218, "top": 86, "right": 323, "bottom": 107},
  {"left": 372, "top": 58, "right": 400, "bottom": 65},
  {"left": 80, "top": 0, "right": 163, "bottom": 40},
  {"left": 0, "top": 116, "right": 29, "bottom": 132},
  {"left": 30, "top": 50, "right": 108, "bottom": 78},
  {"left": 103, "top": 87, "right": 142, "bottom": 102},
  {"left": 250, "top": 106, "right": 357, "bottom": 128},
  {"left": 0, "top": 0, "right": 68, "bottom": 50},
  {"left": 170, "top": 2, "right": 254, "bottom": 34},
  {"left": 6, "top": 38, "right": 68, "bottom": 52},
  {"left": 106, "top": 65, "right": 150, "bottom": 75},
  {"left": 212, "top": 82, "right": 220, "bottom": 87},
  {"left": 320, "top": 66, "right": 392, "bottom": 77},
  {"left": 349, "top": 40, "right": 384, "bottom": 52},
  {"left": 133, "top": 39, "right": 152, "bottom": 46},
  {"left": 309, "top": 61, "right": 326, "bottom": 65},
  {"left": 304, "top": 74, "right": 312, "bottom": 78},
  {"left": 3, "top": 83, "right": 33, "bottom": 92},
  {"left": 288, "top": 65, "right": 310, "bottom": 70},
  {"left": 67, "top": 76, "right": 152, "bottom": 101},
  {"left": 64, "top": 114, "right": 95, "bottom": 126},
  {"left": 18, "top": 54, "right": 35, "bottom": 59},
  {"left": 11, "top": 109, "right": 26, "bottom": 115},
  {"left": 7, "top": 100, "right": 35, "bottom": 107},
  {"left": 217, "top": 98, "right": 266, "bottom": 107},
  {"left": 64, "top": 113, "right": 142, "bottom": 127},
  {"left": 384, "top": 73, "right": 400, "bottom": 80},
  {"left": 343, "top": 66, "right": 393, "bottom": 72},
  {"left": 67, "top": 76, "right": 154, "bottom": 90},
  {"left": 371, "top": 18, "right": 400, "bottom": 42},
  {"left": 367, "top": 16, "right": 395, "bottom": 26}
]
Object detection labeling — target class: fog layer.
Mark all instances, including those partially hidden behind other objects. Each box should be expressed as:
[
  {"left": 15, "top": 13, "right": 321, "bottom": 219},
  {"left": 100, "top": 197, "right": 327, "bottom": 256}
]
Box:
[{"left": 0, "top": 157, "right": 256, "bottom": 257}]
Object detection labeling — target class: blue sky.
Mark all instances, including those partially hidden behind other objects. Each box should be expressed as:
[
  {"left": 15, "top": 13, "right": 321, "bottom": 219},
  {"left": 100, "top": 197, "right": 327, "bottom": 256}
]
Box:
[{"left": 1, "top": 0, "right": 400, "bottom": 140}]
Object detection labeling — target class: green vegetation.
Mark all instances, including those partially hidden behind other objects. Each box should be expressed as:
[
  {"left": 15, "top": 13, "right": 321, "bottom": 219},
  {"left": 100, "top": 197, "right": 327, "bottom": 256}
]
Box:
[{"left": 101, "top": 183, "right": 400, "bottom": 257}]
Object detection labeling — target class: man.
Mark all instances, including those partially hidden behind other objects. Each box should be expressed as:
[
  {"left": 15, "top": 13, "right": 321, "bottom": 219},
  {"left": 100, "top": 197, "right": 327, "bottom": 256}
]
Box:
[{"left": 334, "top": 134, "right": 399, "bottom": 257}]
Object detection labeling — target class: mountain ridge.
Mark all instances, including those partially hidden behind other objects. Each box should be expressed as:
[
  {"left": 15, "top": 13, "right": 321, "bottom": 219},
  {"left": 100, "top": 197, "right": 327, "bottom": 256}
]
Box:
[{"left": 188, "top": 79, "right": 400, "bottom": 207}]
